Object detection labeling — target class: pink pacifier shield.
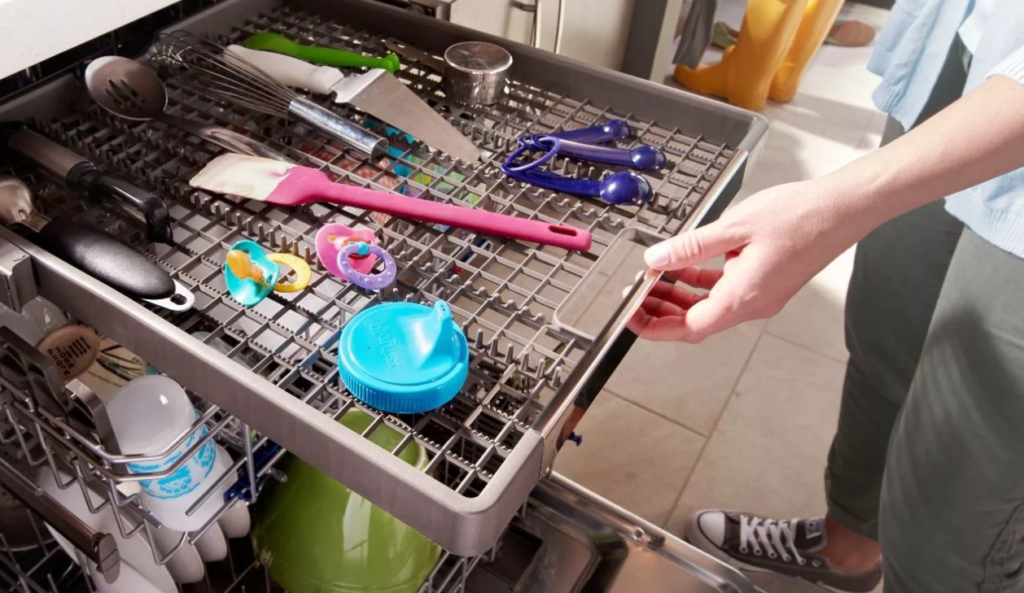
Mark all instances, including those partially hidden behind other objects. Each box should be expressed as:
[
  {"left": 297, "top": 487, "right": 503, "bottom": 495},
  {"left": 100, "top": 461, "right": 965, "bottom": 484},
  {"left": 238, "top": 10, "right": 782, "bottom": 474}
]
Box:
[{"left": 315, "top": 223, "right": 378, "bottom": 281}]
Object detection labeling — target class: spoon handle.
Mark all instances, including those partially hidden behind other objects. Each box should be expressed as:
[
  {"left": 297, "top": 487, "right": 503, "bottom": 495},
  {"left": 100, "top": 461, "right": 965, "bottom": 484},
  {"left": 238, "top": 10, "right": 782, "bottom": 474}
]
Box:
[{"left": 159, "top": 114, "right": 293, "bottom": 163}]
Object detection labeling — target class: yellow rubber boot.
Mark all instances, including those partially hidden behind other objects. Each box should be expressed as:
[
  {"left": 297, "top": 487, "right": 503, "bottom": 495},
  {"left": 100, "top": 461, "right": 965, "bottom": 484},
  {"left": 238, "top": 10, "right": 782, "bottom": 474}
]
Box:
[
  {"left": 674, "top": 0, "right": 809, "bottom": 111},
  {"left": 769, "top": 0, "right": 844, "bottom": 102}
]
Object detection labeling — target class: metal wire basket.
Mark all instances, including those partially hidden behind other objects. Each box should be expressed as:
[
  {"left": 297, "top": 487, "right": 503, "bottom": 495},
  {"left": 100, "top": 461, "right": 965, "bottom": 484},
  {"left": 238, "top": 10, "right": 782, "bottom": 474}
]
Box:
[{"left": 0, "top": 319, "right": 277, "bottom": 579}]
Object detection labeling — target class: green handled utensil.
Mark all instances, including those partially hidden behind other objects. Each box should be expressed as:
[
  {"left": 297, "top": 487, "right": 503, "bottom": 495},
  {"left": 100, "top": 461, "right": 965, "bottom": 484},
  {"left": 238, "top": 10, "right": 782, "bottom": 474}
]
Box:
[{"left": 242, "top": 32, "right": 401, "bottom": 73}]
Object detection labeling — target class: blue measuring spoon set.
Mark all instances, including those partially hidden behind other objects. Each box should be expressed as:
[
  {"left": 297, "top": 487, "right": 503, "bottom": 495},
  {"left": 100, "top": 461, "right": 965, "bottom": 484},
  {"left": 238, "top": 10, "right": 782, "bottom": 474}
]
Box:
[{"left": 501, "top": 120, "right": 667, "bottom": 206}]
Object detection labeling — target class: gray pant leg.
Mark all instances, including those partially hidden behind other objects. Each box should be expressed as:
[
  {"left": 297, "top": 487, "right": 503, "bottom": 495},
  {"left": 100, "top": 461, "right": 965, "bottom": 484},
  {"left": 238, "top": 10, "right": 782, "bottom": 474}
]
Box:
[
  {"left": 674, "top": 0, "right": 718, "bottom": 69},
  {"left": 880, "top": 231, "right": 1024, "bottom": 593},
  {"left": 826, "top": 201, "right": 964, "bottom": 540},
  {"left": 824, "top": 36, "right": 969, "bottom": 540}
]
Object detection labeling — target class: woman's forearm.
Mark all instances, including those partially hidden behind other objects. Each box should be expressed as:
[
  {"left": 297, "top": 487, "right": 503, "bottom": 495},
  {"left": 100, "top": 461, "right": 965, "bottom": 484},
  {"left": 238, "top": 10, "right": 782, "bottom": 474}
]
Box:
[{"left": 823, "top": 75, "right": 1024, "bottom": 233}]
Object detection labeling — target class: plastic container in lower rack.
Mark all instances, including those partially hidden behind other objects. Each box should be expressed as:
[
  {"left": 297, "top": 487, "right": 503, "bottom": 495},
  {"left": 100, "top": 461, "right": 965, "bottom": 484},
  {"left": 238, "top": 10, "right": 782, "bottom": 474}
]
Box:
[{"left": 106, "top": 375, "right": 233, "bottom": 532}]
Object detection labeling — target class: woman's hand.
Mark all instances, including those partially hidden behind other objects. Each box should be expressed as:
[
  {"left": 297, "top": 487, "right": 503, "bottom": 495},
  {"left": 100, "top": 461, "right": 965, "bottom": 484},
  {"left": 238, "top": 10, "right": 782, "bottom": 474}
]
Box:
[
  {"left": 628, "top": 179, "right": 869, "bottom": 343},
  {"left": 626, "top": 78, "right": 1024, "bottom": 343}
]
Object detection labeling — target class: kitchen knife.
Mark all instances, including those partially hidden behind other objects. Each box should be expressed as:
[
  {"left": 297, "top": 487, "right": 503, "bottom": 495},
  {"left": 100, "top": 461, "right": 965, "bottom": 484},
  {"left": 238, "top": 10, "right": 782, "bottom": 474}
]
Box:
[
  {"left": 382, "top": 40, "right": 445, "bottom": 73},
  {"left": 225, "top": 45, "right": 481, "bottom": 163},
  {"left": 1, "top": 126, "right": 173, "bottom": 244}
]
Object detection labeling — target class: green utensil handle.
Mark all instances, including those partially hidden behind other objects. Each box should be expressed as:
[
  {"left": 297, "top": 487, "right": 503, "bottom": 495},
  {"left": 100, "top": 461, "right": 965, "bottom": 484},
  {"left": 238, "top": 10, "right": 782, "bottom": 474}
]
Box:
[
  {"left": 242, "top": 32, "right": 401, "bottom": 73},
  {"left": 294, "top": 45, "right": 400, "bottom": 72}
]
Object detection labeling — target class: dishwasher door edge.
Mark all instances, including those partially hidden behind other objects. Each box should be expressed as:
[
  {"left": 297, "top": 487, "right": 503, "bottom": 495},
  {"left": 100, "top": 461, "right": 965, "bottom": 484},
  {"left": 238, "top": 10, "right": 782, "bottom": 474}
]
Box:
[{"left": 537, "top": 474, "right": 760, "bottom": 593}]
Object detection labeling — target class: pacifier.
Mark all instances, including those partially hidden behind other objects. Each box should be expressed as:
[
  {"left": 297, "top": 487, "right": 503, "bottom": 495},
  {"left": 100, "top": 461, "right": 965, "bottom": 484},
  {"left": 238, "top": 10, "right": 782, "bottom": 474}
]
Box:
[
  {"left": 225, "top": 242, "right": 313, "bottom": 305},
  {"left": 266, "top": 253, "right": 311, "bottom": 293},
  {"left": 315, "top": 223, "right": 378, "bottom": 280},
  {"left": 225, "top": 240, "right": 280, "bottom": 306},
  {"left": 337, "top": 241, "right": 397, "bottom": 291},
  {"left": 337, "top": 301, "right": 469, "bottom": 414}
]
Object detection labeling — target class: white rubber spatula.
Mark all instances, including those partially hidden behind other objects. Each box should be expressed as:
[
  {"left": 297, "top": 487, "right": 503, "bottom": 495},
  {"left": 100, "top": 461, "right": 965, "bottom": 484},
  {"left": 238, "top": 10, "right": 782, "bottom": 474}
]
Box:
[
  {"left": 189, "top": 154, "right": 592, "bottom": 251},
  {"left": 225, "top": 45, "right": 481, "bottom": 163}
]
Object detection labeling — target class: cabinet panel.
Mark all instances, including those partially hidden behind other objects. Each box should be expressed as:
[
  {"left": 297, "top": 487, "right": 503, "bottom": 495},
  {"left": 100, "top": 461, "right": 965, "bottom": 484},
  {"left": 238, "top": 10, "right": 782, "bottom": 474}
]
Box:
[
  {"left": 0, "top": 0, "right": 179, "bottom": 79},
  {"left": 450, "top": 0, "right": 637, "bottom": 71},
  {"left": 450, "top": 0, "right": 513, "bottom": 38},
  {"left": 555, "top": 0, "right": 637, "bottom": 70}
]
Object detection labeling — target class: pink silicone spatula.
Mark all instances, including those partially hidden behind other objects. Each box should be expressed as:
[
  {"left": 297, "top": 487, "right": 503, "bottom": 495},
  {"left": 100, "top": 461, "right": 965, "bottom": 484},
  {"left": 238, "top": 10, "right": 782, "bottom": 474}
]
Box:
[{"left": 189, "top": 155, "right": 592, "bottom": 251}]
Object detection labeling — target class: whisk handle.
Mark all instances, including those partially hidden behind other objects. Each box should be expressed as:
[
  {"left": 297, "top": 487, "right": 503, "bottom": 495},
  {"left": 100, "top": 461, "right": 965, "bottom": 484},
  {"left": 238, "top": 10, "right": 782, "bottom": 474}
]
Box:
[
  {"left": 288, "top": 97, "right": 387, "bottom": 160},
  {"left": 226, "top": 45, "right": 341, "bottom": 95},
  {"left": 160, "top": 114, "right": 293, "bottom": 163}
]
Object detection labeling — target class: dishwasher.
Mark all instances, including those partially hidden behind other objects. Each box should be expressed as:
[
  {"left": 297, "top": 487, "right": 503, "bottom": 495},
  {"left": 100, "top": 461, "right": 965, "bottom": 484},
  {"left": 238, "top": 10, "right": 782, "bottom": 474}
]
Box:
[{"left": 0, "top": 1, "right": 769, "bottom": 591}]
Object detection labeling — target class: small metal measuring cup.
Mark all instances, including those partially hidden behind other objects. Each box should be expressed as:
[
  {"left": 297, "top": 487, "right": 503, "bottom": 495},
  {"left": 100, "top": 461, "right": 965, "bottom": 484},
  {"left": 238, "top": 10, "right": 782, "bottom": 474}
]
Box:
[{"left": 443, "top": 41, "right": 513, "bottom": 106}]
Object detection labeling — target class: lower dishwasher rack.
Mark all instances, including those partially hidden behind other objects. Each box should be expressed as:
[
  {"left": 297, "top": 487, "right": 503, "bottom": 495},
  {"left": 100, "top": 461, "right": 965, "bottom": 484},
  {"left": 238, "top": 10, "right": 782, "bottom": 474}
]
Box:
[
  {"left": 0, "top": 472, "right": 761, "bottom": 593},
  {"left": 0, "top": 0, "right": 767, "bottom": 558}
]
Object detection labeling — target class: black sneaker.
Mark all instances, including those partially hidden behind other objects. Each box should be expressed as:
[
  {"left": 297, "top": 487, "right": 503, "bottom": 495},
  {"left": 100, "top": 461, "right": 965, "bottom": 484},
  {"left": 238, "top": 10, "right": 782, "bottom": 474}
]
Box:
[{"left": 685, "top": 510, "right": 882, "bottom": 593}]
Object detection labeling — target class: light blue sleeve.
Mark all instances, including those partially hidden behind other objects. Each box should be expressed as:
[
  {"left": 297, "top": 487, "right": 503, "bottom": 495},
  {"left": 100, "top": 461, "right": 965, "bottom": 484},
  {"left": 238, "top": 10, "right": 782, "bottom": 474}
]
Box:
[{"left": 990, "top": 45, "right": 1024, "bottom": 85}]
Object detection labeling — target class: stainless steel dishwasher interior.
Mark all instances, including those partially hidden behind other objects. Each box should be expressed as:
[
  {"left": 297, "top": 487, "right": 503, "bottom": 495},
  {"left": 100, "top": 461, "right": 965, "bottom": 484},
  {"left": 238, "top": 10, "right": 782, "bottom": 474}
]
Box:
[{"left": 0, "top": 0, "right": 768, "bottom": 590}]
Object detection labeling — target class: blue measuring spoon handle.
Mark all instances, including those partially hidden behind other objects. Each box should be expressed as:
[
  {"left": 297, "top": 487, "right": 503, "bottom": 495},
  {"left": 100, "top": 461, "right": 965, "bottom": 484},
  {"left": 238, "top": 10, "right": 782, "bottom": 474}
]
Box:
[
  {"left": 501, "top": 165, "right": 653, "bottom": 205},
  {"left": 504, "top": 137, "right": 561, "bottom": 173},
  {"left": 546, "top": 137, "right": 667, "bottom": 171},
  {"left": 502, "top": 165, "right": 599, "bottom": 195},
  {"left": 550, "top": 120, "right": 632, "bottom": 143}
]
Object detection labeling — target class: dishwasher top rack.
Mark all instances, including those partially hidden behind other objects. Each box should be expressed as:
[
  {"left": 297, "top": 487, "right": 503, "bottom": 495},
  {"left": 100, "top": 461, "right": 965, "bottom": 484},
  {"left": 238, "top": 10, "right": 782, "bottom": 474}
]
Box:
[{"left": 0, "top": 0, "right": 766, "bottom": 557}]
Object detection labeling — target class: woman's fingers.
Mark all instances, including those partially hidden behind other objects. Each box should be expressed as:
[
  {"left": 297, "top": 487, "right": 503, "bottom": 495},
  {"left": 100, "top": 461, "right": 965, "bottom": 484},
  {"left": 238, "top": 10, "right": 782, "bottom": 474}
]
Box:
[
  {"left": 623, "top": 279, "right": 709, "bottom": 310},
  {"left": 624, "top": 269, "right": 745, "bottom": 343},
  {"left": 625, "top": 306, "right": 655, "bottom": 336},
  {"left": 625, "top": 179, "right": 867, "bottom": 344},
  {"left": 624, "top": 283, "right": 714, "bottom": 340},
  {"left": 631, "top": 294, "right": 736, "bottom": 343},
  {"left": 640, "top": 293, "right": 687, "bottom": 317},
  {"left": 648, "top": 280, "right": 708, "bottom": 307},
  {"left": 665, "top": 266, "right": 724, "bottom": 290},
  {"left": 643, "top": 222, "right": 745, "bottom": 271}
]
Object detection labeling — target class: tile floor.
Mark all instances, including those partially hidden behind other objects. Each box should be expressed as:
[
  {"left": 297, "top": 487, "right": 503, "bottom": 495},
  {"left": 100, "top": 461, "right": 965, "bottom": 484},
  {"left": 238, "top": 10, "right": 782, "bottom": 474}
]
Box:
[{"left": 552, "top": 2, "right": 891, "bottom": 591}]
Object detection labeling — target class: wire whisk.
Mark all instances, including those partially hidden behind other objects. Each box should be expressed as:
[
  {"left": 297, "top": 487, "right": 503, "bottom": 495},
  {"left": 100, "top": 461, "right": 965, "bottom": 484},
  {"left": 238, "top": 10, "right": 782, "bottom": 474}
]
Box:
[{"left": 152, "top": 31, "right": 387, "bottom": 159}]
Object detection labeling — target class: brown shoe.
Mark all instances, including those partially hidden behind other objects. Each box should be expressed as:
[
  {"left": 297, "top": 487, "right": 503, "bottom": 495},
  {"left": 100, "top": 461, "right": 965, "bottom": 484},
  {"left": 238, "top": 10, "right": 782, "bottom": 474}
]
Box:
[{"left": 826, "top": 20, "right": 876, "bottom": 47}]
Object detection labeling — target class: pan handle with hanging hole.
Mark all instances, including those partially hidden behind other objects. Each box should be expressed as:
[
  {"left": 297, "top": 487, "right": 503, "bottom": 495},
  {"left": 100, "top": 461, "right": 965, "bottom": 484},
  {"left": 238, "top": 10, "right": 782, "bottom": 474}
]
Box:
[{"left": 36, "top": 219, "right": 176, "bottom": 300}]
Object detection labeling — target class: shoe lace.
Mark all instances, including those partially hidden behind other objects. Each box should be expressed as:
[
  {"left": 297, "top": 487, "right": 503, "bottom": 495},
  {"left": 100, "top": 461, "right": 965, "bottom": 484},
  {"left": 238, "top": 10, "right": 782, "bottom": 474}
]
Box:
[{"left": 739, "top": 516, "right": 806, "bottom": 564}]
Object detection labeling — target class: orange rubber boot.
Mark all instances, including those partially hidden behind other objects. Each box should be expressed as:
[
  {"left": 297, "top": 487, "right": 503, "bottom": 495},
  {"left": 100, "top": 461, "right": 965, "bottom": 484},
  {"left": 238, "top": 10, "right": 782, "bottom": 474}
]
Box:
[
  {"left": 674, "top": 0, "right": 809, "bottom": 111},
  {"left": 769, "top": 0, "right": 844, "bottom": 102}
]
